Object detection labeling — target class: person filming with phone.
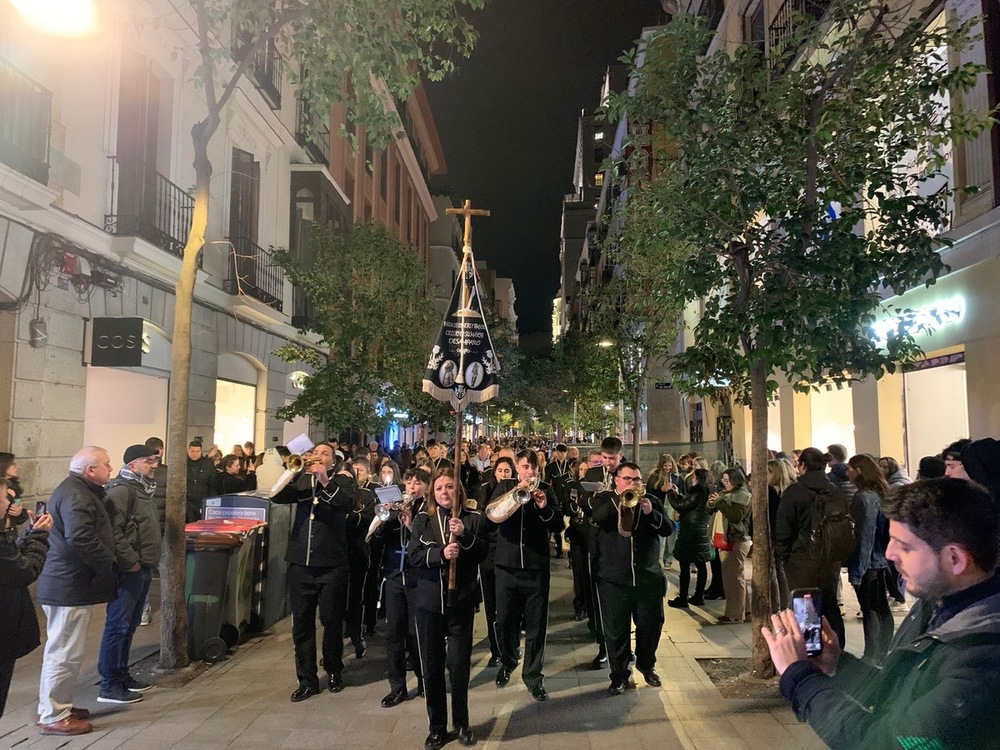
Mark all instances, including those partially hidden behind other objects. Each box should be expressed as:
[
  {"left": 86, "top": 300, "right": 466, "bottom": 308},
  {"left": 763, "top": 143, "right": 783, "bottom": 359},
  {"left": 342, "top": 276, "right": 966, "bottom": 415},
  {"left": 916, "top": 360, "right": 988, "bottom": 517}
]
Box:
[{"left": 763, "top": 477, "right": 1000, "bottom": 749}]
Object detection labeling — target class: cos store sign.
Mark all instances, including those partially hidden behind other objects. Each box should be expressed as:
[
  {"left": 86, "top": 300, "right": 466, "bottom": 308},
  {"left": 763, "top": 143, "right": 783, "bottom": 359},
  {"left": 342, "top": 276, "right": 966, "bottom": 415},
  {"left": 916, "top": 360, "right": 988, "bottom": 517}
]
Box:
[{"left": 89, "top": 317, "right": 150, "bottom": 367}]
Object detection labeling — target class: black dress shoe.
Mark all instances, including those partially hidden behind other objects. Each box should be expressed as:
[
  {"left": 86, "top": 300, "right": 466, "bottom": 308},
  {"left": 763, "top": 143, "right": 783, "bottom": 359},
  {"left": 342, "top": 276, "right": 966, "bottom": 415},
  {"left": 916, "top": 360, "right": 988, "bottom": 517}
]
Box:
[
  {"left": 487, "top": 655, "right": 500, "bottom": 668},
  {"left": 495, "top": 666, "right": 512, "bottom": 687},
  {"left": 639, "top": 669, "right": 662, "bottom": 687},
  {"left": 381, "top": 688, "right": 408, "bottom": 708},
  {"left": 354, "top": 639, "right": 367, "bottom": 659},
  {"left": 290, "top": 685, "right": 321, "bottom": 702},
  {"left": 455, "top": 726, "right": 476, "bottom": 746},
  {"left": 425, "top": 731, "right": 449, "bottom": 750},
  {"left": 530, "top": 685, "right": 548, "bottom": 702},
  {"left": 608, "top": 678, "right": 627, "bottom": 696},
  {"left": 327, "top": 673, "right": 344, "bottom": 693},
  {"left": 667, "top": 597, "right": 689, "bottom": 609},
  {"left": 704, "top": 591, "right": 725, "bottom": 600},
  {"left": 689, "top": 596, "right": 705, "bottom": 606},
  {"left": 591, "top": 651, "right": 608, "bottom": 670}
]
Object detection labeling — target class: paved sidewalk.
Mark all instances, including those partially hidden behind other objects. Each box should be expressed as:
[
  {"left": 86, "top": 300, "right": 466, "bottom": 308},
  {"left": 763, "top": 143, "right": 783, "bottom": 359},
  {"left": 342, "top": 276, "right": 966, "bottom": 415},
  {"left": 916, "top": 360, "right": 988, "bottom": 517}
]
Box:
[{"left": 0, "top": 559, "right": 885, "bottom": 749}]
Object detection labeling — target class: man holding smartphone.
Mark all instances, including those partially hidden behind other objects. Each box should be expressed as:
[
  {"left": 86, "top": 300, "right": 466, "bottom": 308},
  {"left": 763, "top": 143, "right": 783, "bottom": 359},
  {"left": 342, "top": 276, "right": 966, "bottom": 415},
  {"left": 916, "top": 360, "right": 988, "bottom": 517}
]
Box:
[{"left": 763, "top": 478, "right": 1000, "bottom": 748}]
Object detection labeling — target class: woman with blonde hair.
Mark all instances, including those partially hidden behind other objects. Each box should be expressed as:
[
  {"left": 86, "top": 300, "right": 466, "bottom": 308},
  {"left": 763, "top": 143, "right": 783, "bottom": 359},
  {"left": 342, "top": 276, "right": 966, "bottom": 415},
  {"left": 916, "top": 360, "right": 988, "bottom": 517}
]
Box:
[{"left": 767, "top": 459, "right": 797, "bottom": 609}]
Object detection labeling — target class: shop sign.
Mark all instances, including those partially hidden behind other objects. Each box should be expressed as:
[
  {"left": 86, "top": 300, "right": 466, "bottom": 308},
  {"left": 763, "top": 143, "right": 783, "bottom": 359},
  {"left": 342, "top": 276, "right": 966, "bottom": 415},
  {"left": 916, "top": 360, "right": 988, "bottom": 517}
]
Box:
[
  {"left": 654, "top": 382, "right": 673, "bottom": 390},
  {"left": 91, "top": 317, "right": 148, "bottom": 367},
  {"left": 871, "top": 297, "right": 965, "bottom": 345}
]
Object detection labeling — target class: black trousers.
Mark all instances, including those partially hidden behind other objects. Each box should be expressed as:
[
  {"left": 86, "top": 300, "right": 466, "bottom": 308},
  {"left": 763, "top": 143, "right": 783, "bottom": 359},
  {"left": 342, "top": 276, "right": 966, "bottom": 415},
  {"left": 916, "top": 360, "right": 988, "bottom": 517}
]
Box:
[
  {"left": 706, "top": 552, "right": 724, "bottom": 596},
  {"left": 0, "top": 657, "right": 15, "bottom": 719},
  {"left": 596, "top": 578, "right": 664, "bottom": 681},
  {"left": 346, "top": 548, "right": 369, "bottom": 643},
  {"left": 365, "top": 539, "right": 384, "bottom": 632},
  {"left": 479, "top": 565, "right": 499, "bottom": 659},
  {"left": 855, "top": 568, "right": 894, "bottom": 663},
  {"left": 414, "top": 601, "right": 475, "bottom": 733},
  {"left": 786, "top": 561, "right": 845, "bottom": 648},
  {"left": 568, "top": 528, "right": 593, "bottom": 616},
  {"left": 384, "top": 576, "right": 422, "bottom": 693},
  {"left": 495, "top": 565, "right": 550, "bottom": 689},
  {"left": 588, "top": 555, "right": 605, "bottom": 646},
  {"left": 677, "top": 560, "right": 707, "bottom": 601},
  {"left": 287, "top": 563, "right": 349, "bottom": 688}
]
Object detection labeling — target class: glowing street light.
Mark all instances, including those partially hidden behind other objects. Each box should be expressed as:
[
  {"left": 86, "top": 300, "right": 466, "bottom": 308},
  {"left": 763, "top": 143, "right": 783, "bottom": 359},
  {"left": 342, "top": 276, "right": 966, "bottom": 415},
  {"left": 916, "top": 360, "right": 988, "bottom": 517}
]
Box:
[{"left": 11, "top": 0, "right": 100, "bottom": 38}]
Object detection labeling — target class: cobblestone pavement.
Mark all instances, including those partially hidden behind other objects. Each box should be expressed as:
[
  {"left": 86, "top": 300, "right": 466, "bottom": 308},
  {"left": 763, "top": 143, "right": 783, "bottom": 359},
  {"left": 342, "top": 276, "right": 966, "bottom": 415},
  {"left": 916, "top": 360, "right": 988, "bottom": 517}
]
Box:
[{"left": 1, "top": 558, "right": 890, "bottom": 749}]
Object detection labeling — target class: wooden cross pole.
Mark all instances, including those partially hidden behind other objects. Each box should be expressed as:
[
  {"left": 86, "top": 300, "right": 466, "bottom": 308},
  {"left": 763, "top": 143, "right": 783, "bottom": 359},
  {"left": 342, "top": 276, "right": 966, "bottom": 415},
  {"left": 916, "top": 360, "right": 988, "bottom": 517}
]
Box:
[{"left": 446, "top": 199, "right": 491, "bottom": 249}]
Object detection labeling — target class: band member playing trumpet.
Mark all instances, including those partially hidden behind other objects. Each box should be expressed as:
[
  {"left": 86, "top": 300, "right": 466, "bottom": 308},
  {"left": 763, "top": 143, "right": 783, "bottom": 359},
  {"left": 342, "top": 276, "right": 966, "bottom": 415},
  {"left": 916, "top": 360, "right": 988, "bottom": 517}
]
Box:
[
  {"left": 409, "top": 469, "right": 488, "bottom": 750},
  {"left": 591, "top": 462, "right": 672, "bottom": 695},
  {"left": 270, "top": 443, "right": 357, "bottom": 701},
  {"left": 488, "top": 449, "right": 563, "bottom": 701},
  {"left": 373, "top": 468, "right": 428, "bottom": 709}
]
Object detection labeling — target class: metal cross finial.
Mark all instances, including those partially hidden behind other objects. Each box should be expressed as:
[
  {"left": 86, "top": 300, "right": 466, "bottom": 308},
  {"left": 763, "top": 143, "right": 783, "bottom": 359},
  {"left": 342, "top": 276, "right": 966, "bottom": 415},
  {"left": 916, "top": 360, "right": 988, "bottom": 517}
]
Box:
[{"left": 445, "top": 199, "right": 490, "bottom": 249}]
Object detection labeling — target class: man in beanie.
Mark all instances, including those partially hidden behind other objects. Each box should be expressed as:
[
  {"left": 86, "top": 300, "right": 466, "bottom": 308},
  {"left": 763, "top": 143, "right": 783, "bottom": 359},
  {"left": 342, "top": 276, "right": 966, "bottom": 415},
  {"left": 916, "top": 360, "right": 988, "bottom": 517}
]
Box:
[
  {"left": 943, "top": 437, "right": 1000, "bottom": 498},
  {"left": 96, "top": 445, "right": 162, "bottom": 704}
]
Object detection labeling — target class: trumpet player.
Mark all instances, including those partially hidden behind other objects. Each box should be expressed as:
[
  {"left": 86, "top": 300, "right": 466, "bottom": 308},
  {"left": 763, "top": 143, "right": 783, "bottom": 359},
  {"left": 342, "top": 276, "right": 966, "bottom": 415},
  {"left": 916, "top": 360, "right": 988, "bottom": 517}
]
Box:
[
  {"left": 591, "top": 462, "right": 672, "bottom": 695},
  {"left": 269, "top": 443, "right": 357, "bottom": 701},
  {"left": 409, "top": 468, "right": 488, "bottom": 750},
  {"left": 489, "top": 449, "right": 563, "bottom": 702},
  {"left": 373, "top": 468, "right": 429, "bottom": 709}
]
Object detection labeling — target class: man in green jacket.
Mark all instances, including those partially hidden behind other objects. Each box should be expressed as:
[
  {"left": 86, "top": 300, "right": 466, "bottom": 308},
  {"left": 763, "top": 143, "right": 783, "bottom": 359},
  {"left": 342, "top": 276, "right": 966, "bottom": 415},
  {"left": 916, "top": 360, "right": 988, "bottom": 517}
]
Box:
[{"left": 763, "top": 477, "right": 1000, "bottom": 749}]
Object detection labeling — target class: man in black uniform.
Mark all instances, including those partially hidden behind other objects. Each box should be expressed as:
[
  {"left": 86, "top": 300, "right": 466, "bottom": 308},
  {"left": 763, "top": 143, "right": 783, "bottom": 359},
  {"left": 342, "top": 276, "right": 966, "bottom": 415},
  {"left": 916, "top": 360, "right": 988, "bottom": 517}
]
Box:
[
  {"left": 490, "top": 449, "right": 564, "bottom": 701},
  {"left": 271, "top": 443, "right": 356, "bottom": 701},
  {"left": 545, "top": 444, "right": 571, "bottom": 558},
  {"left": 346, "top": 458, "right": 376, "bottom": 658},
  {"left": 583, "top": 438, "right": 624, "bottom": 668},
  {"left": 591, "top": 461, "right": 671, "bottom": 694}
]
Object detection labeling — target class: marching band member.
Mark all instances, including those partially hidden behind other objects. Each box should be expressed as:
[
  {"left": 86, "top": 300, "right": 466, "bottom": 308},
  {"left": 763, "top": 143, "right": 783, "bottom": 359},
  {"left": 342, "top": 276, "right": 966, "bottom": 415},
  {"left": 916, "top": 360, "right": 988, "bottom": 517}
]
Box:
[
  {"left": 562, "top": 460, "right": 593, "bottom": 622},
  {"left": 270, "top": 444, "right": 357, "bottom": 701},
  {"left": 476, "top": 456, "right": 516, "bottom": 667},
  {"left": 346, "top": 459, "right": 376, "bottom": 658},
  {"left": 489, "top": 449, "right": 563, "bottom": 701},
  {"left": 591, "top": 462, "right": 672, "bottom": 695},
  {"left": 373, "top": 468, "right": 428, "bottom": 708},
  {"left": 409, "top": 468, "right": 488, "bottom": 750}
]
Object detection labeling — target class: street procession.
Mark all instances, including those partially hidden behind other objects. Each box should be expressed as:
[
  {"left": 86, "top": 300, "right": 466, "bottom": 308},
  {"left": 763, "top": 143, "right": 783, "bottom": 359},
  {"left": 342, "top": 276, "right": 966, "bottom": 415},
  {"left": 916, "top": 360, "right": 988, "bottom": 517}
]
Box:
[{"left": 3, "top": 0, "right": 1000, "bottom": 748}]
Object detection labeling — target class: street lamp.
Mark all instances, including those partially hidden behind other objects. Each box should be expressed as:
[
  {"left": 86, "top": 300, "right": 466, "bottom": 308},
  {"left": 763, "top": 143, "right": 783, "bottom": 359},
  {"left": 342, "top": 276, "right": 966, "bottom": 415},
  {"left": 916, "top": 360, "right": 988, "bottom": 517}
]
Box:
[{"left": 11, "top": 0, "right": 100, "bottom": 37}]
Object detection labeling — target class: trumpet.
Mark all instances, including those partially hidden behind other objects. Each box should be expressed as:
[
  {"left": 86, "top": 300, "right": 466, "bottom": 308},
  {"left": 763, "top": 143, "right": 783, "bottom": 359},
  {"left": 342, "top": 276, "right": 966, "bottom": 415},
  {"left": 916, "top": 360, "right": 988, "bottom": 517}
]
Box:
[
  {"left": 486, "top": 476, "right": 540, "bottom": 523},
  {"left": 618, "top": 489, "right": 641, "bottom": 538},
  {"left": 376, "top": 493, "right": 415, "bottom": 522},
  {"left": 286, "top": 453, "right": 318, "bottom": 473}
]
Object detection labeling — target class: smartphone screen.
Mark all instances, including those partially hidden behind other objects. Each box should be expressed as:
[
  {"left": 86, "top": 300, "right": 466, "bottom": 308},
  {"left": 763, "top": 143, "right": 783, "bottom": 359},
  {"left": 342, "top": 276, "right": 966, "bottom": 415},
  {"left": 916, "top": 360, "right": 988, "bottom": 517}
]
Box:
[
  {"left": 791, "top": 588, "right": 823, "bottom": 656},
  {"left": 35, "top": 501, "right": 47, "bottom": 516}
]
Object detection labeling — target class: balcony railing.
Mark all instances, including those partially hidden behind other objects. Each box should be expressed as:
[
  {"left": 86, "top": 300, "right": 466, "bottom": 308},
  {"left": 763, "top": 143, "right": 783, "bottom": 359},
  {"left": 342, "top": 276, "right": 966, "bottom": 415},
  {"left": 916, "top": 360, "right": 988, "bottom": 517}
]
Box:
[
  {"left": 224, "top": 236, "right": 284, "bottom": 311},
  {"left": 768, "top": 0, "right": 831, "bottom": 72},
  {"left": 251, "top": 39, "right": 282, "bottom": 109},
  {"left": 105, "top": 155, "right": 194, "bottom": 259},
  {"left": 295, "top": 98, "right": 330, "bottom": 165},
  {"left": 0, "top": 56, "right": 52, "bottom": 185}
]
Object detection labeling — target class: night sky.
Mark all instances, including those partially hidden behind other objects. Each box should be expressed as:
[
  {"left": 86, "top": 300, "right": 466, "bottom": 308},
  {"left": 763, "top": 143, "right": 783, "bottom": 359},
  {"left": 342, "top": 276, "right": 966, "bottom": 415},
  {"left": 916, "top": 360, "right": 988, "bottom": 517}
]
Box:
[{"left": 425, "top": 0, "right": 666, "bottom": 345}]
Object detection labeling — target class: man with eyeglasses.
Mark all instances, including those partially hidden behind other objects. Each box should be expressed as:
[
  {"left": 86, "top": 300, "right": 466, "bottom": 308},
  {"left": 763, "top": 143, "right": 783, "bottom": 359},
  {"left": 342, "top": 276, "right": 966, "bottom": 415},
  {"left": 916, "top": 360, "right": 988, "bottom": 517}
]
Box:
[
  {"left": 97, "top": 445, "right": 162, "bottom": 704},
  {"left": 591, "top": 462, "right": 672, "bottom": 695}
]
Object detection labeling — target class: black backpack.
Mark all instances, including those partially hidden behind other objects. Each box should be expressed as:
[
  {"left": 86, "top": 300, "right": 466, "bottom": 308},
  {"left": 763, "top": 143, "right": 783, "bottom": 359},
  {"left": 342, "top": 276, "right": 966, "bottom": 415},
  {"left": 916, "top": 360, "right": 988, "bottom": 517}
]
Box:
[{"left": 807, "top": 483, "right": 857, "bottom": 563}]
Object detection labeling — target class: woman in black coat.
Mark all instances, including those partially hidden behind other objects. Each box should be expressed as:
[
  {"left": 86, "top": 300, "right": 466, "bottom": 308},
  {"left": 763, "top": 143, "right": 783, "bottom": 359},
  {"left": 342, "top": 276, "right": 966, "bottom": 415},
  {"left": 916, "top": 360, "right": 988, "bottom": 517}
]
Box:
[
  {"left": 666, "top": 468, "right": 713, "bottom": 608},
  {"left": 0, "top": 477, "right": 51, "bottom": 717},
  {"left": 408, "top": 468, "right": 488, "bottom": 750}
]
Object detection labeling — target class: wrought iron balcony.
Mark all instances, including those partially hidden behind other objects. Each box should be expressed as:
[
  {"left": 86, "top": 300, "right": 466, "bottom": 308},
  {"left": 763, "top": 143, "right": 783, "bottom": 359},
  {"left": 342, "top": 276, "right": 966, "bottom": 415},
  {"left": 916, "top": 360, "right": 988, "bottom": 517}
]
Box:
[
  {"left": 768, "top": 0, "right": 831, "bottom": 72},
  {"left": 295, "top": 98, "right": 330, "bottom": 165},
  {"left": 105, "top": 155, "right": 194, "bottom": 259},
  {"left": 224, "top": 236, "right": 284, "bottom": 311},
  {"left": 0, "top": 56, "right": 52, "bottom": 185},
  {"left": 251, "top": 39, "right": 282, "bottom": 109}
]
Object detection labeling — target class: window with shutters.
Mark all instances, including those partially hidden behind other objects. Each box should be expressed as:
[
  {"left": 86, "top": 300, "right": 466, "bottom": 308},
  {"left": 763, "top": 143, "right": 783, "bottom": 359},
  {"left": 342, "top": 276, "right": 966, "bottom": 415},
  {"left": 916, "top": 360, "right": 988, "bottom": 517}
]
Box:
[
  {"left": 105, "top": 48, "right": 190, "bottom": 258},
  {"left": 226, "top": 148, "right": 282, "bottom": 309},
  {"left": 0, "top": 56, "right": 52, "bottom": 184}
]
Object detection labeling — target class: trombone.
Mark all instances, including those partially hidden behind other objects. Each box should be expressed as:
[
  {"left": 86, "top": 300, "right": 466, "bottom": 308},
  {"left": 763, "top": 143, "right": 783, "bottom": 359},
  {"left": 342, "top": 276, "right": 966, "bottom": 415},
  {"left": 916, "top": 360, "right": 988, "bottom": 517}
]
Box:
[
  {"left": 486, "top": 476, "right": 540, "bottom": 523},
  {"left": 618, "top": 489, "right": 641, "bottom": 538}
]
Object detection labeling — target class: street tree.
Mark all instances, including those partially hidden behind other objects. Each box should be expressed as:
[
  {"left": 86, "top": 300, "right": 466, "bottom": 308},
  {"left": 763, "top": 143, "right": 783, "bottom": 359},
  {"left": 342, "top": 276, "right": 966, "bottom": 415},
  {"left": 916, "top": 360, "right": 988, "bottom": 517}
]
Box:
[
  {"left": 538, "top": 333, "right": 622, "bottom": 440},
  {"left": 605, "top": 0, "right": 992, "bottom": 676},
  {"left": 272, "top": 222, "right": 436, "bottom": 437},
  {"left": 158, "top": 0, "right": 481, "bottom": 668}
]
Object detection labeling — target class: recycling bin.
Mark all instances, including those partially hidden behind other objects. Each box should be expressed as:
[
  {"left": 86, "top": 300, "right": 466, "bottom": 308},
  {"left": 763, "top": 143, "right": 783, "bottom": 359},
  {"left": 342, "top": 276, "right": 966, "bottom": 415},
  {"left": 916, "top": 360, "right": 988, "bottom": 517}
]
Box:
[{"left": 184, "top": 519, "right": 267, "bottom": 662}]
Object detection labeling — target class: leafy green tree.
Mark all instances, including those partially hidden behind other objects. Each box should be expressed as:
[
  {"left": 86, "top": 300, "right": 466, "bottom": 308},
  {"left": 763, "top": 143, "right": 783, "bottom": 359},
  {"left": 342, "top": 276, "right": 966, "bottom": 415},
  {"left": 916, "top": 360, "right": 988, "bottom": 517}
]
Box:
[
  {"left": 540, "top": 333, "right": 622, "bottom": 441},
  {"left": 272, "top": 222, "right": 435, "bottom": 436},
  {"left": 605, "top": 0, "right": 992, "bottom": 676},
  {"left": 159, "top": 0, "right": 481, "bottom": 668}
]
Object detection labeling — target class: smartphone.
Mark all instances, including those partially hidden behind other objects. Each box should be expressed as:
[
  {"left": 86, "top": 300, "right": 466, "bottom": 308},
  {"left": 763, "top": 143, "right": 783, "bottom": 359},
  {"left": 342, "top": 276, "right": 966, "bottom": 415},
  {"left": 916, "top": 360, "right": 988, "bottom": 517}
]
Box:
[
  {"left": 35, "top": 501, "right": 47, "bottom": 516},
  {"left": 791, "top": 588, "right": 823, "bottom": 656}
]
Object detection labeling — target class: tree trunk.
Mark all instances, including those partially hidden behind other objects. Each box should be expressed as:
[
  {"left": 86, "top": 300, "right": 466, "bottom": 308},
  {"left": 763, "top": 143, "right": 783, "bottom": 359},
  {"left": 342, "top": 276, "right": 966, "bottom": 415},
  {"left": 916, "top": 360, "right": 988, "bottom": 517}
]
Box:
[
  {"left": 159, "top": 124, "right": 213, "bottom": 670},
  {"left": 748, "top": 360, "right": 775, "bottom": 678}
]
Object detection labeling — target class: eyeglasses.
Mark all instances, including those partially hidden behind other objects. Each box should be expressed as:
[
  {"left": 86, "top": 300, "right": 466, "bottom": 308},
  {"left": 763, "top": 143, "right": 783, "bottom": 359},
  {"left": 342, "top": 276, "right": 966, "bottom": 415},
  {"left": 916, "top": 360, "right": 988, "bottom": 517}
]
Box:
[{"left": 618, "top": 475, "right": 642, "bottom": 484}]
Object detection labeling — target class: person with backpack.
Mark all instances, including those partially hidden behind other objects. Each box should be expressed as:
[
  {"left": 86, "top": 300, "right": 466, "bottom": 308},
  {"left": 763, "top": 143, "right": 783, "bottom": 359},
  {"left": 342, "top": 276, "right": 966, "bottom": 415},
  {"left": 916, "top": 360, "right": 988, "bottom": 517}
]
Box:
[{"left": 774, "top": 447, "right": 853, "bottom": 648}]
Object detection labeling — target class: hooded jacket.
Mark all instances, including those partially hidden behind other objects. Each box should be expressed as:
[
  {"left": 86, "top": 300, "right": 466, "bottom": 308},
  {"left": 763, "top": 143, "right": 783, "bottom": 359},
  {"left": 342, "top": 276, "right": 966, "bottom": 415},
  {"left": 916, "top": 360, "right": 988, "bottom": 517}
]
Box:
[{"left": 779, "top": 572, "right": 1000, "bottom": 749}]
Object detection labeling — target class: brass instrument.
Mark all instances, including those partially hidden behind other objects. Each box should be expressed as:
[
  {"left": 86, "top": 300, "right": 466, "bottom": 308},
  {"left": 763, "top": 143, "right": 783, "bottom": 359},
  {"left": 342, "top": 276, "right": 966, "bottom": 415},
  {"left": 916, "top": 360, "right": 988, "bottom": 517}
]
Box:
[
  {"left": 286, "top": 453, "right": 317, "bottom": 473},
  {"left": 618, "top": 489, "right": 641, "bottom": 538},
  {"left": 375, "top": 493, "right": 415, "bottom": 522},
  {"left": 486, "top": 476, "right": 540, "bottom": 523}
]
